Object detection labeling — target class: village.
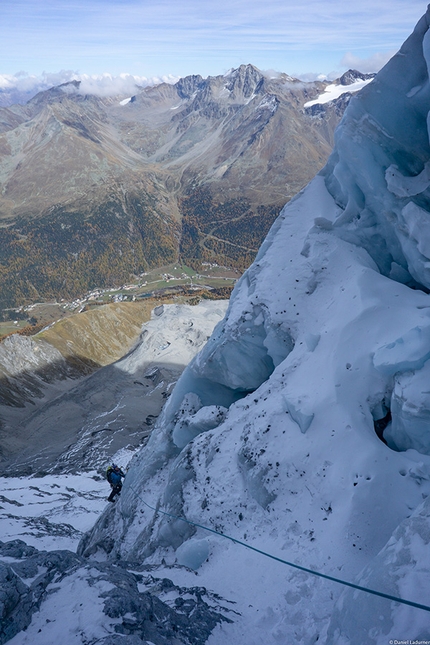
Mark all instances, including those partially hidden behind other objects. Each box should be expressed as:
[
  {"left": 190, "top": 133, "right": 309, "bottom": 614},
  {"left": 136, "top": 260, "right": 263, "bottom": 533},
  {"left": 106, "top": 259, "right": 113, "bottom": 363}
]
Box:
[{"left": 0, "top": 262, "right": 239, "bottom": 339}]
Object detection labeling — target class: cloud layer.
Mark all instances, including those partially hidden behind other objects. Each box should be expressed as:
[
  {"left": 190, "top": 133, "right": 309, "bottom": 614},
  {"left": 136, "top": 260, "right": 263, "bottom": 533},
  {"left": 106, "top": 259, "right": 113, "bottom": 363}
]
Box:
[
  {"left": 340, "top": 51, "right": 397, "bottom": 74},
  {"left": 0, "top": 71, "right": 180, "bottom": 106}
]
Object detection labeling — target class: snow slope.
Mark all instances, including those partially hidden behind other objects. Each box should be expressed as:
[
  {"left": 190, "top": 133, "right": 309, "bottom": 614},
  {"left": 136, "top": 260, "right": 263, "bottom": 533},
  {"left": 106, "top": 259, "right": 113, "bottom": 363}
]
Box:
[
  {"left": 0, "top": 472, "right": 108, "bottom": 552},
  {"left": 79, "top": 7, "right": 430, "bottom": 644}
]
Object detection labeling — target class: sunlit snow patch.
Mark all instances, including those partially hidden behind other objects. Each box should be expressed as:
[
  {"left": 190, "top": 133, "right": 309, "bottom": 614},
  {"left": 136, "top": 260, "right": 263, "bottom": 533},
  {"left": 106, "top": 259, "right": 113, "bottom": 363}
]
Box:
[{"left": 304, "top": 78, "right": 373, "bottom": 107}]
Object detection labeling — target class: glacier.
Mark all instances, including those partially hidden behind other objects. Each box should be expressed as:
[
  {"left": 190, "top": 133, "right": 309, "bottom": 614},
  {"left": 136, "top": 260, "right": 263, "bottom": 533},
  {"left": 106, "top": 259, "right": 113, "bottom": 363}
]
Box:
[
  {"left": 76, "top": 8, "right": 430, "bottom": 644},
  {"left": 5, "top": 7, "right": 430, "bottom": 645}
]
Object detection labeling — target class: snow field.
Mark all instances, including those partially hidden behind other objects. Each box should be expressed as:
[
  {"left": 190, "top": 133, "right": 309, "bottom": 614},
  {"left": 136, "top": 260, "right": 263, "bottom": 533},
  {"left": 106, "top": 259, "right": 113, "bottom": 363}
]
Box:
[{"left": 0, "top": 473, "right": 108, "bottom": 551}]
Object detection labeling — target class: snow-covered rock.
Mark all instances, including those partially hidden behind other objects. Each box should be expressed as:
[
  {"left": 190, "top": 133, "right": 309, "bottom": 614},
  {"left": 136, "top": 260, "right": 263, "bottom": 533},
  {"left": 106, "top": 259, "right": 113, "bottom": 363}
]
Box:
[
  {"left": 78, "top": 7, "right": 430, "bottom": 644},
  {"left": 0, "top": 540, "right": 232, "bottom": 645}
]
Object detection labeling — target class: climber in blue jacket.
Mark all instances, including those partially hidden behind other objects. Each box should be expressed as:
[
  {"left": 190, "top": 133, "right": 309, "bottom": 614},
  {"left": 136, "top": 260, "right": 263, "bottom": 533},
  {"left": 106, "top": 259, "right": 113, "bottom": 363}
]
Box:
[{"left": 106, "top": 463, "right": 126, "bottom": 502}]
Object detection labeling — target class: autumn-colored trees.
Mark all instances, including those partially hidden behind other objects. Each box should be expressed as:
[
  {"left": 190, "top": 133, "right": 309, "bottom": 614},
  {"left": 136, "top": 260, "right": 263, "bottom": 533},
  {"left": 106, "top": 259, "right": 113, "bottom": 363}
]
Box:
[
  {"left": 179, "top": 187, "right": 279, "bottom": 271},
  {"left": 0, "top": 190, "right": 179, "bottom": 311}
]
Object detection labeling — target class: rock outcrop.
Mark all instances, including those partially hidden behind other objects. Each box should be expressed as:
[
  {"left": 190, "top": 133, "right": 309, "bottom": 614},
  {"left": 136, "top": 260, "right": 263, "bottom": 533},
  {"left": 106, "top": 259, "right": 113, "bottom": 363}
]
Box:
[{"left": 0, "top": 539, "right": 233, "bottom": 645}]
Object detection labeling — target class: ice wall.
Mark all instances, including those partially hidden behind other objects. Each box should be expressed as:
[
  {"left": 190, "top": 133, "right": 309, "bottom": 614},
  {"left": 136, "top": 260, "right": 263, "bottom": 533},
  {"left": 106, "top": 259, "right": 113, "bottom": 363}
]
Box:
[
  {"left": 325, "top": 494, "right": 430, "bottom": 644},
  {"left": 323, "top": 9, "right": 430, "bottom": 290}
]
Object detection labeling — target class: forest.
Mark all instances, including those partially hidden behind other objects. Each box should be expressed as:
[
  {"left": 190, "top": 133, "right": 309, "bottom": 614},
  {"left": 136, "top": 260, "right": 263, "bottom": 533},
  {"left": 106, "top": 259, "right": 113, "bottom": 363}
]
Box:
[
  {"left": 0, "top": 184, "right": 281, "bottom": 315},
  {"left": 0, "top": 190, "right": 179, "bottom": 313},
  {"left": 179, "top": 187, "right": 279, "bottom": 271}
]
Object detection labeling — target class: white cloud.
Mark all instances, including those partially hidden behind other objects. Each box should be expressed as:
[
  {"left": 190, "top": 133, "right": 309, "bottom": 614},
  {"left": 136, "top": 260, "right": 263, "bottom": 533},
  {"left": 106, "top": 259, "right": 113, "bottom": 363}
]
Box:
[
  {"left": 295, "top": 71, "right": 342, "bottom": 83},
  {"left": 0, "top": 70, "right": 77, "bottom": 94},
  {"left": 74, "top": 73, "right": 179, "bottom": 97},
  {"left": 0, "top": 71, "right": 180, "bottom": 105},
  {"left": 0, "top": 76, "right": 13, "bottom": 89},
  {"left": 340, "top": 50, "right": 397, "bottom": 73}
]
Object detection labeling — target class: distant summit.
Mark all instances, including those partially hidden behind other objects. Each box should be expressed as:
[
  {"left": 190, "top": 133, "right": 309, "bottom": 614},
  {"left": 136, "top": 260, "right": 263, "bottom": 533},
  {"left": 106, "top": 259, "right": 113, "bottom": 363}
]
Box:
[{"left": 338, "top": 69, "right": 375, "bottom": 85}]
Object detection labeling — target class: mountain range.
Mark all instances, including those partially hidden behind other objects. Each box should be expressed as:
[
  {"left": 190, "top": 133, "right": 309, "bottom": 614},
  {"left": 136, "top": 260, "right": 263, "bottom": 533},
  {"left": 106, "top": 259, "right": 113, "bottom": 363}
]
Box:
[{"left": 0, "top": 66, "right": 371, "bottom": 313}]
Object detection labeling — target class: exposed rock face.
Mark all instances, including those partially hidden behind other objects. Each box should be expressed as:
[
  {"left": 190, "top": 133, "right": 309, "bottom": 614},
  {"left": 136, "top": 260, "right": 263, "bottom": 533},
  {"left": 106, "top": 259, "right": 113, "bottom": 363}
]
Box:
[
  {"left": 0, "top": 334, "right": 81, "bottom": 408},
  {"left": 0, "top": 301, "right": 162, "bottom": 412},
  {"left": 338, "top": 69, "right": 375, "bottom": 86}
]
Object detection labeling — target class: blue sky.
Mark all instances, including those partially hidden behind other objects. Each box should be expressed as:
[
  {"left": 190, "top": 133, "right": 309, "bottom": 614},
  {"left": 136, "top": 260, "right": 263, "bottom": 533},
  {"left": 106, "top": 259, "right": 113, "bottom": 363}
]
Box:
[{"left": 0, "top": 1, "right": 427, "bottom": 86}]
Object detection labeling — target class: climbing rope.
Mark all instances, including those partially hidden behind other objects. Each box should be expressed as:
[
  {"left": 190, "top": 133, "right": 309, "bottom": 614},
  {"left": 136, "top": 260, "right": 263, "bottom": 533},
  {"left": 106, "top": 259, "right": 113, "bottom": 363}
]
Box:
[{"left": 128, "top": 483, "right": 430, "bottom": 614}]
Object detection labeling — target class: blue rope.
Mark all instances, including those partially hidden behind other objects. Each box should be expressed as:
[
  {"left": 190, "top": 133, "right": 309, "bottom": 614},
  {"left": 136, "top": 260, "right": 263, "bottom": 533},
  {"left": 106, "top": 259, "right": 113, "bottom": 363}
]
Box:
[{"left": 129, "top": 484, "right": 430, "bottom": 614}]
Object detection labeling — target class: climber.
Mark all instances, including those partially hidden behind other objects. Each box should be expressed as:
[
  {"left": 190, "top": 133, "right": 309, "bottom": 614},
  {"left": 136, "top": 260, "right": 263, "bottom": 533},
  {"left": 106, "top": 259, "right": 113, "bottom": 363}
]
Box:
[{"left": 106, "top": 463, "right": 126, "bottom": 502}]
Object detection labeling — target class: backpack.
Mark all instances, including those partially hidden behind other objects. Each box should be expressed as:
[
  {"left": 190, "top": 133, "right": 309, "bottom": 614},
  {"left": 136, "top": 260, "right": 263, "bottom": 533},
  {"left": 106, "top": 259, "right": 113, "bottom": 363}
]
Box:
[{"left": 106, "top": 466, "right": 115, "bottom": 484}]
